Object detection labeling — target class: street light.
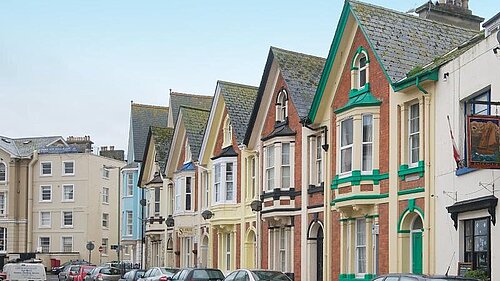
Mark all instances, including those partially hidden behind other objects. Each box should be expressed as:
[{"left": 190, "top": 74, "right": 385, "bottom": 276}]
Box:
[{"left": 103, "top": 165, "right": 123, "bottom": 272}]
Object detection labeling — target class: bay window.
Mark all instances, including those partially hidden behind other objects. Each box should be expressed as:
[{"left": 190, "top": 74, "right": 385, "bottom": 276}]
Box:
[
  {"left": 213, "top": 159, "right": 237, "bottom": 204},
  {"left": 174, "top": 175, "right": 194, "bottom": 212},
  {"left": 409, "top": 103, "right": 420, "bottom": 166},
  {"left": 281, "top": 144, "right": 290, "bottom": 189},
  {"left": 264, "top": 142, "right": 294, "bottom": 190},
  {"left": 340, "top": 118, "right": 354, "bottom": 174}
]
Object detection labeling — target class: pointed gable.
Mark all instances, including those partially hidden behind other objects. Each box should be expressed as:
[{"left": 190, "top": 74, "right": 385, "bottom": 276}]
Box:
[
  {"left": 169, "top": 92, "right": 213, "bottom": 128},
  {"left": 130, "top": 103, "right": 169, "bottom": 162},
  {"left": 150, "top": 126, "right": 175, "bottom": 173},
  {"left": 218, "top": 81, "right": 258, "bottom": 145},
  {"left": 180, "top": 106, "right": 211, "bottom": 162}
]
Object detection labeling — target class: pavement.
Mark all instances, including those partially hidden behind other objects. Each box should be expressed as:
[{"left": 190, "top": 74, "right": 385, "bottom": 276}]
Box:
[{"left": 47, "top": 273, "right": 59, "bottom": 281}]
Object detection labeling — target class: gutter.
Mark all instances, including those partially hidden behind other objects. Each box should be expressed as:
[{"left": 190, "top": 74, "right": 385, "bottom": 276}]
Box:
[
  {"left": 392, "top": 68, "right": 439, "bottom": 92},
  {"left": 27, "top": 151, "right": 38, "bottom": 252},
  {"left": 416, "top": 76, "right": 429, "bottom": 95}
]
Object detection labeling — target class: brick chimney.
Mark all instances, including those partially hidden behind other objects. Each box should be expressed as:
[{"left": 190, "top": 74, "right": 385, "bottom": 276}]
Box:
[
  {"left": 66, "top": 135, "right": 94, "bottom": 152},
  {"left": 416, "top": 0, "right": 484, "bottom": 30},
  {"left": 99, "top": 145, "right": 125, "bottom": 161}
]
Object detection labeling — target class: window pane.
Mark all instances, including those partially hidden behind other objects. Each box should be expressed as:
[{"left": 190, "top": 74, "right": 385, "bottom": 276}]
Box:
[
  {"left": 0, "top": 164, "right": 5, "bottom": 181},
  {"left": 281, "top": 144, "right": 290, "bottom": 165},
  {"left": 362, "top": 115, "right": 373, "bottom": 142},
  {"left": 282, "top": 167, "right": 290, "bottom": 188},
  {"left": 266, "top": 168, "right": 274, "bottom": 190},
  {"left": 362, "top": 144, "right": 373, "bottom": 171},
  {"left": 475, "top": 219, "right": 489, "bottom": 235},
  {"left": 341, "top": 147, "right": 352, "bottom": 173},
  {"left": 465, "top": 220, "right": 473, "bottom": 236},
  {"left": 341, "top": 118, "right": 353, "bottom": 146},
  {"left": 359, "top": 69, "right": 366, "bottom": 88}
]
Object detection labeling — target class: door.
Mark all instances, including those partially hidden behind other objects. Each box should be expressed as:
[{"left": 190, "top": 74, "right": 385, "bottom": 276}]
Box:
[
  {"left": 316, "top": 227, "right": 324, "bottom": 281},
  {"left": 411, "top": 232, "right": 422, "bottom": 274}
]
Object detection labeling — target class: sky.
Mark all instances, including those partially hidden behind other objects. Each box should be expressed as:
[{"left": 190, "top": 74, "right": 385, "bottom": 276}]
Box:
[{"left": 1, "top": 0, "right": 498, "bottom": 156}]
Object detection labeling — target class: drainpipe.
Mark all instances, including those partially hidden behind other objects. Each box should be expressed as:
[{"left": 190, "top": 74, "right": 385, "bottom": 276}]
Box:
[
  {"left": 27, "top": 151, "right": 39, "bottom": 252},
  {"left": 416, "top": 76, "right": 429, "bottom": 95}
]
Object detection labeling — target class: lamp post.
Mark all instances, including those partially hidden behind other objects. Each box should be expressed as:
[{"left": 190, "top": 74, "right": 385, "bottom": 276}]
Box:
[{"left": 103, "top": 165, "right": 123, "bottom": 271}]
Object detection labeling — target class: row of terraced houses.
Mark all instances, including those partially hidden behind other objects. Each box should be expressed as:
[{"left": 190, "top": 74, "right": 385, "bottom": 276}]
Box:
[
  {"left": 1, "top": 1, "right": 499, "bottom": 281},
  {"left": 119, "top": 1, "right": 500, "bottom": 280}
]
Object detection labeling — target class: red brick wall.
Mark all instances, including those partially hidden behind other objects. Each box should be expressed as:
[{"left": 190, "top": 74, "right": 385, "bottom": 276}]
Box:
[
  {"left": 212, "top": 229, "right": 218, "bottom": 268},
  {"left": 236, "top": 226, "right": 241, "bottom": 268},
  {"left": 378, "top": 203, "right": 389, "bottom": 275},
  {"left": 293, "top": 215, "right": 301, "bottom": 281},
  {"left": 331, "top": 212, "right": 341, "bottom": 280},
  {"left": 399, "top": 177, "right": 425, "bottom": 191}
]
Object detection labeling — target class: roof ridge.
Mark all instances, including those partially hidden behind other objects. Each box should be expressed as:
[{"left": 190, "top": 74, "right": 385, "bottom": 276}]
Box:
[
  {"left": 349, "top": 0, "right": 479, "bottom": 33},
  {"left": 179, "top": 105, "right": 212, "bottom": 113},
  {"left": 8, "top": 136, "right": 62, "bottom": 140},
  {"left": 218, "top": 80, "right": 258, "bottom": 89},
  {"left": 270, "top": 46, "right": 326, "bottom": 60},
  {"left": 170, "top": 91, "right": 212, "bottom": 99},
  {"left": 131, "top": 103, "right": 169, "bottom": 110}
]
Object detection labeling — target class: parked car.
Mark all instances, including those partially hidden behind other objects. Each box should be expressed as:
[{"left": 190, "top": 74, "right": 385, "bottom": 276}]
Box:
[
  {"left": 53, "top": 260, "right": 90, "bottom": 274},
  {"left": 224, "top": 269, "right": 291, "bottom": 281},
  {"left": 140, "top": 267, "right": 179, "bottom": 281},
  {"left": 372, "top": 274, "right": 479, "bottom": 281},
  {"left": 85, "top": 266, "right": 122, "bottom": 281},
  {"left": 120, "top": 269, "right": 146, "bottom": 281},
  {"left": 74, "top": 265, "right": 97, "bottom": 281},
  {"left": 59, "top": 265, "right": 82, "bottom": 281},
  {"left": 169, "top": 268, "right": 224, "bottom": 281},
  {"left": 2, "top": 263, "right": 46, "bottom": 281}
]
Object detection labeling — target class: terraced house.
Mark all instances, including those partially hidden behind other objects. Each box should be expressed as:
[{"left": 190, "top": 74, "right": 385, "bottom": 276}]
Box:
[
  {"left": 306, "top": 0, "right": 481, "bottom": 280},
  {"left": 244, "top": 47, "right": 325, "bottom": 281},
  {"left": 198, "top": 81, "right": 258, "bottom": 274}
]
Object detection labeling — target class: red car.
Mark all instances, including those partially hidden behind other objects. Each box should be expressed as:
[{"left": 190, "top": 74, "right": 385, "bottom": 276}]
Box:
[{"left": 74, "top": 265, "right": 96, "bottom": 281}]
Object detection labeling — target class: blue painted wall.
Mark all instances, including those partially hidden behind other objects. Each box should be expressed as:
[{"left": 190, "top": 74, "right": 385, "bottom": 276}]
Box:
[{"left": 121, "top": 165, "right": 143, "bottom": 241}]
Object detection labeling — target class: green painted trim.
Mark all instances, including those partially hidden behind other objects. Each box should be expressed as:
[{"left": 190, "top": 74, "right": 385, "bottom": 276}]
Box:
[
  {"left": 338, "top": 273, "right": 376, "bottom": 281},
  {"left": 308, "top": 2, "right": 351, "bottom": 123},
  {"left": 398, "top": 160, "right": 425, "bottom": 180},
  {"left": 348, "top": 83, "right": 370, "bottom": 98},
  {"left": 339, "top": 217, "right": 356, "bottom": 222},
  {"left": 392, "top": 68, "right": 439, "bottom": 92},
  {"left": 350, "top": 46, "right": 370, "bottom": 70},
  {"left": 397, "top": 201, "right": 425, "bottom": 233},
  {"left": 335, "top": 91, "right": 381, "bottom": 114},
  {"left": 331, "top": 169, "right": 389, "bottom": 189},
  {"left": 365, "top": 214, "right": 379, "bottom": 219},
  {"left": 331, "top": 193, "right": 388, "bottom": 206},
  {"left": 398, "top": 187, "right": 425, "bottom": 196}
]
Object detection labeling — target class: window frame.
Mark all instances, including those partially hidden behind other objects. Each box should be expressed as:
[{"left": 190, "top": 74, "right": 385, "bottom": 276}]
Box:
[
  {"left": 463, "top": 217, "right": 491, "bottom": 275},
  {"left": 126, "top": 211, "right": 133, "bottom": 236},
  {"left": 126, "top": 173, "right": 134, "bottom": 196},
  {"left": 265, "top": 145, "right": 275, "bottom": 190},
  {"left": 0, "top": 162, "right": 6, "bottom": 182},
  {"left": 281, "top": 143, "right": 291, "bottom": 189},
  {"left": 223, "top": 116, "right": 233, "bottom": 147},
  {"left": 0, "top": 192, "right": 6, "bottom": 217},
  {"left": 225, "top": 233, "right": 231, "bottom": 271},
  {"left": 175, "top": 178, "right": 182, "bottom": 212},
  {"left": 361, "top": 114, "right": 374, "bottom": 173},
  {"left": 39, "top": 211, "right": 51, "bottom": 228},
  {"left": 357, "top": 54, "right": 368, "bottom": 89},
  {"left": 340, "top": 117, "right": 354, "bottom": 175},
  {"left": 0, "top": 227, "right": 6, "bottom": 252},
  {"left": 408, "top": 102, "right": 420, "bottom": 167},
  {"left": 61, "top": 211, "right": 73, "bottom": 228},
  {"left": 62, "top": 160, "right": 75, "bottom": 176},
  {"left": 61, "top": 236, "right": 73, "bottom": 252},
  {"left": 275, "top": 89, "right": 289, "bottom": 122},
  {"left": 102, "top": 168, "right": 110, "bottom": 179},
  {"left": 40, "top": 185, "right": 52, "bottom": 202},
  {"left": 101, "top": 238, "right": 108, "bottom": 255},
  {"left": 39, "top": 236, "right": 50, "bottom": 253},
  {"left": 102, "top": 187, "right": 109, "bottom": 204},
  {"left": 184, "top": 139, "right": 192, "bottom": 163},
  {"left": 212, "top": 158, "right": 237, "bottom": 205},
  {"left": 102, "top": 213, "right": 109, "bottom": 228},
  {"left": 40, "top": 161, "right": 52, "bottom": 176},
  {"left": 185, "top": 177, "right": 192, "bottom": 211},
  {"left": 355, "top": 218, "right": 367, "bottom": 276},
  {"left": 62, "top": 184, "right": 75, "bottom": 202},
  {"left": 154, "top": 187, "right": 161, "bottom": 215}
]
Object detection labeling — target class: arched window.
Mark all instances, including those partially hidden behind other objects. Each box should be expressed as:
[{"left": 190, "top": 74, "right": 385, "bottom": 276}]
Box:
[
  {"left": 351, "top": 47, "right": 370, "bottom": 90},
  {"left": 276, "top": 89, "right": 288, "bottom": 122},
  {"left": 223, "top": 116, "right": 233, "bottom": 147},
  {"left": 357, "top": 54, "right": 368, "bottom": 88},
  {"left": 184, "top": 138, "right": 192, "bottom": 163},
  {"left": 0, "top": 162, "right": 5, "bottom": 182}
]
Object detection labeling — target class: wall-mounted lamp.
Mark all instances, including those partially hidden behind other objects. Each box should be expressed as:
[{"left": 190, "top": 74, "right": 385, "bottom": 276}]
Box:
[
  {"left": 201, "top": 210, "right": 214, "bottom": 220},
  {"left": 250, "top": 200, "right": 263, "bottom": 212},
  {"left": 443, "top": 72, "right": 449, "bottom": 82},
  {"left": 165, "top": 215, "right": 175, "bottom": 227},
  {"left": 493, "top": 47, "right": 500, "bottom": 54}
]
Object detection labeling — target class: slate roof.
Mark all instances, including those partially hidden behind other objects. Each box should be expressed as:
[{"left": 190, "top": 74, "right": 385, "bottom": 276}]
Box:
[
  {"left": 271, "top": 47, "right": 326, "bottom": 119},
  {"left": 150, "top": 126, "right": 174, "bottom": 174},
  {"left": 130, "top": 103, "right": 169, "bottom": 162},
  {"left": 0, "top": 136, "right": 63, "bottom": 158},
  {"left": 169, "top": 92, "right": 213, "bottom": 126},
  {"left": 218, "top": 81, "right": 258, "bottom": 144},
  {"left": 349, "top": 0, "right": 478, "bottom": 83},
  {"left": 180, "top": 106, "right": 211, "bottom": 162}
]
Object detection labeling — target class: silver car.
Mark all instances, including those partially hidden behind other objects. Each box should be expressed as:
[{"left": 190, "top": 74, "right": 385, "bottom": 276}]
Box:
[
  {"left": 140, "top": 267, "right": 178, "bottom": 281},
  {"left": 84, "top": 266, "right": 122, "bottom": 281},
  {"left": 224, "top": 269, "right": 292, "bottom": 281}
]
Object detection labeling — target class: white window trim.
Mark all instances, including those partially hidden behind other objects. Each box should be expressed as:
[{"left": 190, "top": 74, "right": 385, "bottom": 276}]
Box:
[
  {"left": 184, "top": 138, "right": 192, "bottom": 164},
  {"left": 361, "top": 114, "right": 373, "bottom": 174},
  {"left": 125, "top": 211, "right": 133, "bottom": 236},
  {"left": 102, "top": 213, "right": 109, "bottom": 229},
  {"left": 339, "top": 117, "right": 354, "bottom": 176},
  {"left": 39, "top": 236, "right": 50, "bottom": 253},
  {"left": 263, "top": 140, "right": 295, "bottom": 191},
  {"left": 62, "top": 184, "right": 75, "bottom": 202},
  {"left": 0, "top": 161, "right": 7, "bottom": 183},
  {"left": 0, "top": 192, "right": 7, "bottom": 217},
  {"left": 223, "top": 116, "right": 233, "bottom": 148},
  {"left": 40, "top": 161, "right": 52, "bottom": 176},
  {"left": 154, "top": 187, "right": 161, "bottom": 215},
  {"left": 39, "top": 211, "right": 51, "bottom": 228},
  {"left": 126, "top": 173, "right": 134, "bottom": 197},
  {"left": 357, "top": 54, "right": 368, "bottom": 89},
  {"left": 61, "top": 236, "right": 73, "bottom": 252},
  {"left": 102, "top": 187, "right": 109, "bottom": 204},
  {"left": 173, "top": 172, "right": 196, "bottom": 214},
  {"left": 408, "top": 102, "right": 420, "bottom": 168},
  {"left": 355, "top": 218, "right": 367, "bottom": 276},
  {"left": 275, "top": 89, "right": 289, "bottom": 122},
  {"left": 62, "top": 160, "right": 75, "bottom": 176},
  {"left": 61, "top": 211, "right": 74, "bottom": 228},
  {"left": 212, "top": 157, "right": 237, "bottom": 205},
  {"left": 102, "top": 168, "right": 110, "bottom": 179},
  {"left": 39, "top": 185, "right": 52, "bottom": 202}
]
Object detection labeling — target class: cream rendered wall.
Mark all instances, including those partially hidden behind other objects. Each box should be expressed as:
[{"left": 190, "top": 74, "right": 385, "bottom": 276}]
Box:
[
  {"left": 32, "top": 153, "right": 124, "bottom": 264},
  {"left": 434, "top": 32, "right": 500, "bottom": 277}
]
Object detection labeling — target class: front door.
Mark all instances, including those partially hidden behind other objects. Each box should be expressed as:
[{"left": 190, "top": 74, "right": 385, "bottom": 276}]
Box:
[
  {"left": 412, "top": 231, "right": 423, "bottom": 274},
  {"left": 316, "top": 227, "right": 324, "bottom": 281}
]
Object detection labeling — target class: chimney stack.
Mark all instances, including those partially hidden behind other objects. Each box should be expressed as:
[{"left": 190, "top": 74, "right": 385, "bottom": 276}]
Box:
[{"left": 415, "top": 0, "right": 484, "bottom": 30}]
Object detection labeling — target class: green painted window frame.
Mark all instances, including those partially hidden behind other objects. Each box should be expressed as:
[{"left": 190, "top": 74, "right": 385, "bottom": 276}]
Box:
[{"left": 398, "top": 160, "right": 425, "bottom": 180}]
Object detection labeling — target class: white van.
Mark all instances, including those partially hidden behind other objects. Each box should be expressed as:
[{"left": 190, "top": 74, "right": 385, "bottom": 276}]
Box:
[{"left": 2, "top": 263, "right": 46, "bottom": 281}]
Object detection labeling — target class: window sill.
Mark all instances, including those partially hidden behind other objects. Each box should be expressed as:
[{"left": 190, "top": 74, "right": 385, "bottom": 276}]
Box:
[
  {"left": 398, "top": 161, "right": 425, "bottom": 180},
  {"left": 62, "top": 174, "right": 75, "bottom": 177},
  {"left": 39, "top": 201, "right": 52, "bottom": 203},
  {"left": 61, "top": 201, "right": 75, "bottom": 203},
  {"left": 455, "top": 166, "right": 478, "bottom": 176},
  {"left": 61, "top": 226, "right": 74, "bottom": 229}
]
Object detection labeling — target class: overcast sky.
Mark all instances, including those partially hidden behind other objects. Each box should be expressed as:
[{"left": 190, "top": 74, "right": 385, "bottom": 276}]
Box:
[{"left": 1, "top": 0, "right": 497, "bottom": 156}]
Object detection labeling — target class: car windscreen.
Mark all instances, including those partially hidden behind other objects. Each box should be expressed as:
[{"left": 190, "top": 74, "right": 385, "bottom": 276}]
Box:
[
  {"left": 251, "top": 271, "right": 291, "bottom": 281},
  {"left": 70, "top": 266, "right": 80, "bottom": 273},
  {"left": 160, "top": 268, "right": 178, "bottom": 277},
  {"left": 429, "top": 279, "right": 478, "bottom": 281},
  {"left": 101, "top": 268, "right": 121, "bottom": 275},
  {"left": 192, "top": 269, "right": 225, "bottom": 280}
]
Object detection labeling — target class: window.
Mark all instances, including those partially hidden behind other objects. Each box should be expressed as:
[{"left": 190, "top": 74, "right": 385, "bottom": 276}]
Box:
[
  {"left": 102, "top": 213, "right": 109, "bottom": 228},
  {"left": 175, "top": 179, "right": 181, "bottom": 211},
  {"left": 168, "top": 184, "right": 174, "bottom": 215},
  {"left": 247, "top": 156, "right": 256, "bottom": 200},
  {"left": 265, "top": 145, "right": 275, "bottom": 190},
  {"left": 62, "top": 211, "right": 73, "bottom": 227},
  {"left": 0, "top": 192, "right": 6, "bottom": 216},
  {"left": 40, "top": 162, "right": 52, "bottom": 176},
  {"left": 279, "top": 228, "right": 287, "bottom": 272},
  {"left": 185, "top": 178, "right": 191, "bottom": 211},
  {"left": 340, "top": 118, "right": 354, "bottom": 174},
  {"left": 40, "top": 185, "right": 52, "bottom": 202},
  {"left": 0, "top": 228, "right": 6, "bottom": 251},
  {"left": 358, "top": 54, "right": 368, "bottom": 89},
  {"left": 310, "top": 136, "right": 323, "bottom": 185},
  {"left": 126, "top": 173, "right": 134, "bottom": 196},
  {"left": 202, "top": 172, "right": 209, "bottom": 208},
  {"left": 184, "top": 139, "right": 192, "bottom": 163},
  {"left": 409, "top": 103, "right": 420, "bottom": 166},
  {"left": 102, "top": 187, "right": 109, "bottom": 204},
  {"left": 225, "top": 234, "right": 231, "bottom": 271},
  {"left": 276, "top": 89, "right": 288, "bottom": 122},
  {"left": 355, "top": 219, "right": 367, "bottom": 274},
  {"left": 464, "top": 218, "right": 490, "bottom": 275},
  {"left": 269, "top": 227, "right": 290, "bottom": 272},
  {"left": 62, "top": 236, "right": 73, "bottom": 252},
  {"left": 103, "top": 168, "right": 110, "bottom": 179},
  {"left": 102, "top": 238, "right": 108, "bottom": 254},
  {"left": 213, "top": 160, "right": 237, "bottom": 204},
  {"left": 39, "top": 237, "right": 50, "bottom": 253},
  {"left": 62, "top": 161, "right": 75, "bottom": 175},
  {"left": 154, "top": 187, "right": 161, "bottom": 215},
  {"left": 40, "top": 211, "right": 51, "bottom": 228},
  {"left": 62, "top": 185, "right": 74, "bottom": 202},
  {"left": 183, "top": 237, "right": 192, "bottom": 267},
  {"left": 316, "top": 136, "right": 323, "bottom": 184},
  {"left": 281, "top": 144, "right": 290, "bottom": 189},
  {"left": 223, "top": 117, "right": 233, "bottom": 147},
  {"left": 0, "top": 163, "right": 6, "bottom": 182},
  {"left": 469, "top": 90, "right": 491, "bottom": 115},
  {"left": 362, "top": 114, "right": 373, "bottom": 172},
  {"left": 126, "top": 211, "right": 133, "bottom": 236}
]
